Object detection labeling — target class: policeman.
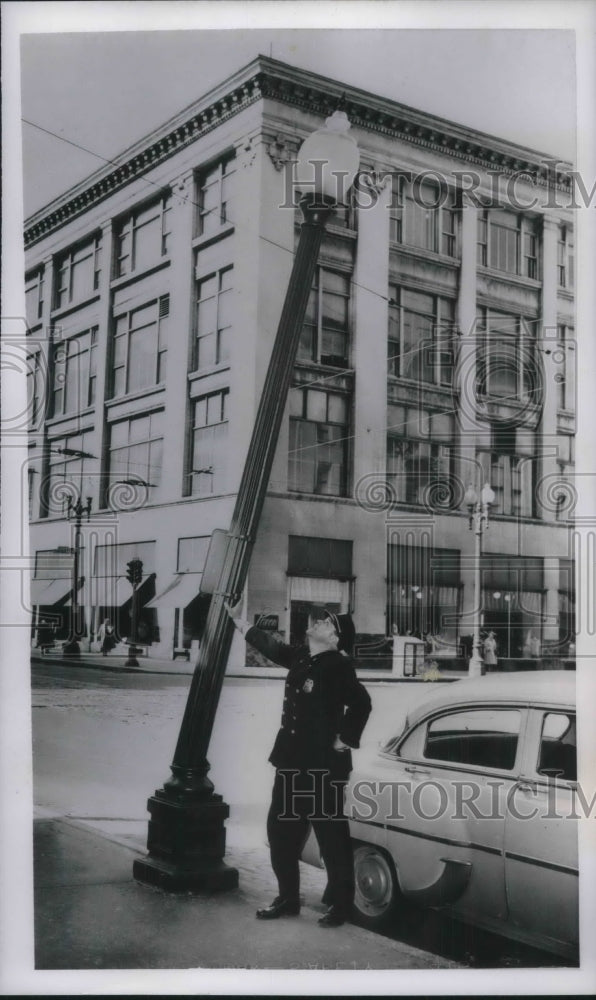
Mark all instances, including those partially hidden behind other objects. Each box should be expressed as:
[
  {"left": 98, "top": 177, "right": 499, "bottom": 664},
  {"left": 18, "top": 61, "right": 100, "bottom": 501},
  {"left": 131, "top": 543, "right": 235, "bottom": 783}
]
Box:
[{"left": 226, "top": 603, "right": 371, "bottom": 928}]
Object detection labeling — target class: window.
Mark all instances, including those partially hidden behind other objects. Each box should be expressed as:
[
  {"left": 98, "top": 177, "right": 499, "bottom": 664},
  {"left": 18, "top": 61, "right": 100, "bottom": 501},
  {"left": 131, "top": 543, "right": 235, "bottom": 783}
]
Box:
[
  {"left": 537, "top": 713, "right": 576, "bottom": 782},
  {"left": 424, "top": 709, "right": 521, "bottom": 770},
  {"left": 195, "top": 267, "right": 233, "bottom": 370},
  {"left": 115, "top": 194, "right": 171, "bottom": 277},
  {"left": 478, "top": 428, "right": 535, "bottom": 518},
  {"left": 55, "top": 235, "right": 101, "bottom": 309},
  {"left": 26, "top": 349, "right": 45, "bottom": 431},
  {"left": 52, "top": 328, "right": 98, "bottom": 416},
  {"left": 46, "top": 431, "right": 94, "bottom": 518},
  {"left": 108, "top": 411, "right": 163, "bottom": 498},
  {"left": 477, "top": 308, "right": 537, "bottom": 403},
  {"left": 288, "top": 387, "right": 350, "bottom": 496},
  {"left": 556, "top": 325, "right": 576, "bottom": 412},
  {"left": 197, "top": 158, "right": 235, "bottom": 237},
  {"left": 387, "top": 543, "right": 460, "bottom": 644},
  {"left": 389, "top": 176, "right": 458, "bottom": 256},
  {"left": 288, "top": 536, "right": 353, "bottom": 579},
  {"left": 298, "top": 268, "right": 350, "bottom": 368},
  {"left": 111, "top": 296, "right": 169, "bottom": 397},
  {"left": 477, "top": 210, "right": 540, "bottom": 278},
  {"left": 557, "top": 226, "right": 574, "bottom": 289},
  {"left": 190, "top": 389, "right": 229, "bottom": 496},
  {"left": 388, "top": 286, "right": 455, "bottom": 385},
  {"left": 26, "top": 269, "right": 44, "bottom": 328},
  {"left": 28, "top": 469, "right": 36, "bottom": 519},
  {"left": 387, "top": 405, "right": 454, "bottom": 506}
]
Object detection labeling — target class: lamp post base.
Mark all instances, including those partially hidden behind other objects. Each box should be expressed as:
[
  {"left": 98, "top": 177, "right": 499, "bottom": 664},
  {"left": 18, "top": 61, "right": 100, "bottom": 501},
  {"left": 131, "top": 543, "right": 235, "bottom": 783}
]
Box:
[
  {"left": 132, "top": 789, "right": 238, "bottom": 893},
  {"left": 468, "top": 654, "right": 485, "bottom": 678}
]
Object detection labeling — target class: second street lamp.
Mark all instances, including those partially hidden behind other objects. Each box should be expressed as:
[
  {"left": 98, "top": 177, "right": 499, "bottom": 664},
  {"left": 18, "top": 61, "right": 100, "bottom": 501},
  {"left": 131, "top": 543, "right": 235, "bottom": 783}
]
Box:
[
  {"left": 133, "top": 109, "right": 360, "bottom": 892},
  {"left": 464, "top": 481, "right": 496, "bottom": 678},
  {"left": 62, "top": 494, "right": 92, "bottom": 656}
]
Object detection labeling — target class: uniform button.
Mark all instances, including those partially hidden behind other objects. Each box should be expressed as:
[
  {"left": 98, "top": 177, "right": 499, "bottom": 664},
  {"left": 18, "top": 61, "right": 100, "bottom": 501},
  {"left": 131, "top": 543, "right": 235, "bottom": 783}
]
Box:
[
  {"left": 295, "top": 688, "right": 299, "bottom": 693},
  {"left": 291, "top": 729, "right": 295, "bottom": 734}
]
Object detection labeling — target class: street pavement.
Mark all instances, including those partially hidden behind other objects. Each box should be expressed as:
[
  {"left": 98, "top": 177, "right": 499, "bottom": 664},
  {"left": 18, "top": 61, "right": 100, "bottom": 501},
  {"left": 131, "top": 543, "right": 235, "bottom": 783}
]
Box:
[{"left": 29, "top": 650, "right": 462, "bottom": 974}]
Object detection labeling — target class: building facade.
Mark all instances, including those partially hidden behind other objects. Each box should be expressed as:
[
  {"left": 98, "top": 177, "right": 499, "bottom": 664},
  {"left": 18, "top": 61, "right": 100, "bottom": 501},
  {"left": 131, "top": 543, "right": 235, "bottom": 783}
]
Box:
[{"left": 25, "top": 56, "right": 576, "bottom": 672}]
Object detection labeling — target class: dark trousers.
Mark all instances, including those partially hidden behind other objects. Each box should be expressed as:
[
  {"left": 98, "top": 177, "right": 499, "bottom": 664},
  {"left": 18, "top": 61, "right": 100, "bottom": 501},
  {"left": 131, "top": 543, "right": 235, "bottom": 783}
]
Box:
[{"left": 267, "top": 768, "right": 355, "bottom": 913}]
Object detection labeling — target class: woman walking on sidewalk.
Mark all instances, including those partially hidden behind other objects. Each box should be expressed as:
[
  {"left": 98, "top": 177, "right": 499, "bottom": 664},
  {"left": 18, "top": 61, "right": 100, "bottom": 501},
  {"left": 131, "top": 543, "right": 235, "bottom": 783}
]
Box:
[
  {"left": 226, "top": 602, "right": 371, "bottom": 928},
  {"left": 97, "top": 618, "right": 116, "bottom": 656}
]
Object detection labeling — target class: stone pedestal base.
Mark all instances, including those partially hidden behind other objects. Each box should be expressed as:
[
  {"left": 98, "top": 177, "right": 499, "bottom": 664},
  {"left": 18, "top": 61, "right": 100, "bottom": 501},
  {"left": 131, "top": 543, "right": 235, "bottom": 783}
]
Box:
[{"left": 132, "top": 790, "right": 238, "bottom": 892}]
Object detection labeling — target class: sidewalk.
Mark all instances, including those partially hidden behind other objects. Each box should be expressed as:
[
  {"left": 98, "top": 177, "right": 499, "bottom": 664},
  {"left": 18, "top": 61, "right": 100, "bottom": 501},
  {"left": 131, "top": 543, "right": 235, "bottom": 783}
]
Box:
[
  {"left": 33, "top": 812, "right": 461, "bottom": 971},
  {"left": 31, "top": 647, "right": 465, "bottom": 681}
]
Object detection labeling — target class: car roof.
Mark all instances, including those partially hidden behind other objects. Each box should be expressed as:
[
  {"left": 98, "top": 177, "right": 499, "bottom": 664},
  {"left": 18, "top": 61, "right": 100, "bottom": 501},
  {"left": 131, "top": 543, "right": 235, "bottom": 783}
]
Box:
[{"left": 404, "top": 671, "right": 575, "bottom": 729}]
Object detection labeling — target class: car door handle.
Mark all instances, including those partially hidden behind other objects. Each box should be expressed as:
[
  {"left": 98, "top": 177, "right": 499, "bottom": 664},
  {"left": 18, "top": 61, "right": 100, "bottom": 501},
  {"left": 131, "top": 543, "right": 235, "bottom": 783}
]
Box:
[
  {"left": 404, "top": 765, "right": 431, "bottom": 777},
  {"left": 516, "top": 779, "right": 537, "bottom": 792}
]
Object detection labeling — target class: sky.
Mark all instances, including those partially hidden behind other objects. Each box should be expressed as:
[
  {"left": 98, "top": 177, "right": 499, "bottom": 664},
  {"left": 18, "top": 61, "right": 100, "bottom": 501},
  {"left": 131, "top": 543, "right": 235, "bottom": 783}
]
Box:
[{"left": 19, "top": 25, "right": 578, "bottom": 217}]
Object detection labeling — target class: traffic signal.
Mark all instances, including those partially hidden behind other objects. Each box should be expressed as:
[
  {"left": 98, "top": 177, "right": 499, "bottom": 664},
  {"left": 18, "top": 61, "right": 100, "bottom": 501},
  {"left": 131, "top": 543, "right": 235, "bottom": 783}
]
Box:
[{"left": 126, "top": 558, "right": 143, "bottom": 586}]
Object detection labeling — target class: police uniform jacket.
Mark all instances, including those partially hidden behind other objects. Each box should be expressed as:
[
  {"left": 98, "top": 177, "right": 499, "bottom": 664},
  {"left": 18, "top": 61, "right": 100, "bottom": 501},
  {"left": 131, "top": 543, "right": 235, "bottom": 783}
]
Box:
[{"left": 245, "top": 626, "right": 372, "bottom": 780}]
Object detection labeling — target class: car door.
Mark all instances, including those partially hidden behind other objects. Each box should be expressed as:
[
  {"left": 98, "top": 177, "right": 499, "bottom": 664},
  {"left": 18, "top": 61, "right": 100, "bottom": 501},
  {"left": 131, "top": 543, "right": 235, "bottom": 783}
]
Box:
[
  {"left": 504, "top": 707, "right": 579, "bottom": 956},
  {"left": 375, "top": 704, "right": 527, "bottom": 924}
]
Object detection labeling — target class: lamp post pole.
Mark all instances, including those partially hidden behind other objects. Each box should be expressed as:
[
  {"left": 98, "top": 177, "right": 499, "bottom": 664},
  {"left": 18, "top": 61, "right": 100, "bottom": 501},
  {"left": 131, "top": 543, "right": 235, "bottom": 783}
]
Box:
[
  {"left": 133, "top": 111, "right": 360, "bottom": 892},
  {"left": 62, "top": 495, "right": 92, "bottom": 656},
  {"left": 464, "top": 483, "right": 495, "bottom": 678}
]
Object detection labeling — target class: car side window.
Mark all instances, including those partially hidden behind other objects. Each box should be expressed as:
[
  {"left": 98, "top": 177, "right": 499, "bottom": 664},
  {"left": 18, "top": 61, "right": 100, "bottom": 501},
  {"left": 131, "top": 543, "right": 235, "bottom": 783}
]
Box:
[
  {"left": 537, "top": 712, "right": 576, "bottom": 781},
  {"left": 423, "top": 709, "right": 521, "bottom": 770}
]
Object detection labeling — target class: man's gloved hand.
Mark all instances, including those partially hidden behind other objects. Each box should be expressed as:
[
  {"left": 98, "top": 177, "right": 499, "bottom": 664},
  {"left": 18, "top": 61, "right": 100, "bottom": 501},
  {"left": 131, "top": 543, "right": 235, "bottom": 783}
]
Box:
[{"left": 224, "top": 599, "right": 251, "bottom": 636}]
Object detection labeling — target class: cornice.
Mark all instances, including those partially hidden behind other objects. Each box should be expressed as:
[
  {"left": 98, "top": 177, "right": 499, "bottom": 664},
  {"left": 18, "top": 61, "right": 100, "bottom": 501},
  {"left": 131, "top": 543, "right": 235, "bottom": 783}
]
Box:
[{"left": 25, "top": 55, "right": 574, "bottom": 251}]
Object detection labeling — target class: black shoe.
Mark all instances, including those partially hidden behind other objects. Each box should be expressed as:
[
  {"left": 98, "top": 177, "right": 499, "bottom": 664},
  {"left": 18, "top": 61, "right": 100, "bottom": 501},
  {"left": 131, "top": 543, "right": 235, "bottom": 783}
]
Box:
[
  {"left": 318, "top": 905, "right": 347, "bottom": 928},
  {"left": 321, "top": 885, "right": 334, "bottom": 906},
  {"left": 256, "top": 897, "right": 300, "bottom": 920}
]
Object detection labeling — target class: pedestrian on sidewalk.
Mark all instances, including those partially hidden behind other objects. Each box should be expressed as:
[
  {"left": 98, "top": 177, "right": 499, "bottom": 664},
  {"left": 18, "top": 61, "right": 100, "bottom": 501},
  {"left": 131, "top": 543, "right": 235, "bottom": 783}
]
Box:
[
  {"left": 226, "top": 601, "right": 371, "bottom": 928},
  {"left": 97, "top": 618, "right": 116, "bottom": 656}
]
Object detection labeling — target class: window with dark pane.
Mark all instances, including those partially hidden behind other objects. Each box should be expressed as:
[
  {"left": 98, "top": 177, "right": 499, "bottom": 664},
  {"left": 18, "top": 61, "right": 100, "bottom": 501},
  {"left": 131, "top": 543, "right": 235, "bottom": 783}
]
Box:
[
  {"left": 115, "top": 194, "right": 171, "bottom": 277},
  {"left": 195, "top": 267, "right": 233, "bottom": 370},
  {"left": 288, "top": 386, "right": 349, "bottom": 496},
  {"left": 190, "top": 389, "right": 229, "bottom": 496}
]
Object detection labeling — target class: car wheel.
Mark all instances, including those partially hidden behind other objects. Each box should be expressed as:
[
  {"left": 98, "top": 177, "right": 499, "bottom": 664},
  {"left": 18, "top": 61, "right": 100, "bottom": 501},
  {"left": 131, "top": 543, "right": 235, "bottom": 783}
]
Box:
[{"left": 353, "top": 843, "right": 399, "bottom": 929}]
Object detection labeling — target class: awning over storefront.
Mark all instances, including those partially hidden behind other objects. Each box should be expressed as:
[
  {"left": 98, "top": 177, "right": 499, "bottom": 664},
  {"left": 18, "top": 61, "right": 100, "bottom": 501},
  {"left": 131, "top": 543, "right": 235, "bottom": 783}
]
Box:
[
  {"left": 89, "top": 574, "right": 156, "bottom": 609},
  {"left": 30, "top": 578, "right": 75, "bottom": 606},
  {"left": 145, "top": 574, "right": 202, "bottom": 610}
]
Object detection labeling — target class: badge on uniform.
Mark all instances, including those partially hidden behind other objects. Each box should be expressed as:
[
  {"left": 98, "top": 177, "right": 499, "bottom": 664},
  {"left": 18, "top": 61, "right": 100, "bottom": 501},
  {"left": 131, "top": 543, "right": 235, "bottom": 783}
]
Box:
[{"left": 303, "top": 678, "right": 314, "bottom": 693}]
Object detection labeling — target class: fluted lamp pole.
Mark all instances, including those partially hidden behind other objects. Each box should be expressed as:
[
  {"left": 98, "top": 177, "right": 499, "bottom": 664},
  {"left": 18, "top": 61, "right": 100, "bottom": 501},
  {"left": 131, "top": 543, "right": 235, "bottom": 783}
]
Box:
[
  {"left": 464, "top": 482, "right": 496, "bottom": 679},
  {"left": 133, "top": 110, "right": 360, "bottom": 891}
]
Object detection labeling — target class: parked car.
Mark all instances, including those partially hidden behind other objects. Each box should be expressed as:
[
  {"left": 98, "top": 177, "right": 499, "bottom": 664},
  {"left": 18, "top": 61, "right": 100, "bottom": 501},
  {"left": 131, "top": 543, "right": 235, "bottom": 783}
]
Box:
[{"left": 302, "top": 671, "right": 578, "bottom": 960}]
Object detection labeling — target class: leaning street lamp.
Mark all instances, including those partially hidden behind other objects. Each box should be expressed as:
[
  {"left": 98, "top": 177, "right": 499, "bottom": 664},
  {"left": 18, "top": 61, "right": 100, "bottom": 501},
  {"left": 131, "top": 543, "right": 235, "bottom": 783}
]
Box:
[
  {"left": 133, "top": 109, "right": 360, "bottom": 891},
  {"left": 464, "top": 482, "right": 496, "bottom": 678}
]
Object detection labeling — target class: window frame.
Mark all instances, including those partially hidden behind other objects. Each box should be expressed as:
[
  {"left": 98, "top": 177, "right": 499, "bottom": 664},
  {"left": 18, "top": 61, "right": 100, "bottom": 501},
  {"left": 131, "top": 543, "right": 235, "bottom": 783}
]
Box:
[
  {"left": 477, "top": 307, "right": 538, "bottom": 404},
  {"left": 288, "top": 385, "right": 351, "bottom": 497},
  {"left": 298, "top": 267, "right": 351, "bottom": 369},
  {"left": 420, "top": 706, "right": 524, "bottom": 773},
  {"left": 51, "top": 327, "right": 98, "bottom": 418},
  {"left": 389, "top": 176, "right": 458, "bottom": 258},
  {"left": 477, "top": 210, "right": 540, "bottom": 279},
  {"left": 110, "top": 295, "right": 169, "bottom": 398},
  {"left": 106, "top": 411, "right": 164, "bottom": 501},
  {"left": 114, "top": 193, "right": 171, "bottom": 278},
  {"left": 196, "top": 157, "right": 235, "bottom": 238},
  {"left": 25, "top": 269, "right": 44, "bottom": 328},
  {"left": 54, "top": 235, "right": 102, "bottom": 310},
  {"left": 194, "top": 266, "right": 233, "bottom": 372},
  {"left": 388, "top": 285, "right": 455, "bottom": 386},
  {"left": 189, "top": 388, "right": 230, "bottom": 496}
]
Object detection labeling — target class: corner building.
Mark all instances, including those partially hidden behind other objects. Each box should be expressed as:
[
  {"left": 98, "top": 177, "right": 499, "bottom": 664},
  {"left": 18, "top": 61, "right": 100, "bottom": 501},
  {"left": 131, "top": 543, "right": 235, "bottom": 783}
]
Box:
[{"left": 25, "top": 57, "right": 576, "bottom": 672}]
